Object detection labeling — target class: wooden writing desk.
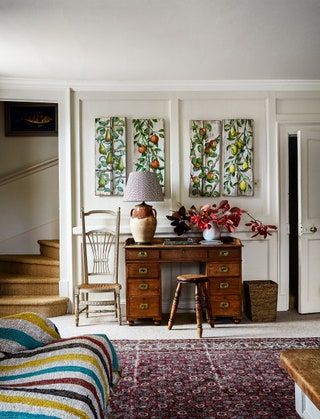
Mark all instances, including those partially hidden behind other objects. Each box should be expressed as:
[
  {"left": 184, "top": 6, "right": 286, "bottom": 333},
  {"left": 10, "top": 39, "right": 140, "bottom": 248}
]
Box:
[{"left": 124, "top": 237, "right": 242, "bottom": 326}]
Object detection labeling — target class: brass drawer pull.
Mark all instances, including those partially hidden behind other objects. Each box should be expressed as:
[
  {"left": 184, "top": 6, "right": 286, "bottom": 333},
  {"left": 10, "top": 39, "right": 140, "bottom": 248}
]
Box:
[
  {"left": 219, "top": 281, "right": 229, "bottom": 289},
  {"left": 138, "top": 251, "right": 148, "bottom": 257},
  {"left": 138, "top": 283, "right": 149, "bottom": 290},
  {"left": 220, "top": 301, "right": 229, "bottom": 309},
  {"left": 139, "top": 303, "right": 149, "bottom": 310},
  {"left": 219, "top": 250, "right": 229, "bottom": 257},
  {"left": 139, "top": 267, "right": 148, "bottom": 274},
  {"left": 219, "top": 265, "right": 229, "bottom": 273}
]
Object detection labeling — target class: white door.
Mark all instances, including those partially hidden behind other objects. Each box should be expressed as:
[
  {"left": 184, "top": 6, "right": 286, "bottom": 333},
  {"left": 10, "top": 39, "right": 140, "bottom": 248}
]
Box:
[{"left": 298, "top": 130, "right": 320, "bottom": 313}]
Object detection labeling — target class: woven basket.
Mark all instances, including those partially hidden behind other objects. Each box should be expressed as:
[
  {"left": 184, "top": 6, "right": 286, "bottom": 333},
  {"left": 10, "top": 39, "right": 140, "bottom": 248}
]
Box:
[{"left": 244, "top": 280, "right": 278, "bottom": 322}]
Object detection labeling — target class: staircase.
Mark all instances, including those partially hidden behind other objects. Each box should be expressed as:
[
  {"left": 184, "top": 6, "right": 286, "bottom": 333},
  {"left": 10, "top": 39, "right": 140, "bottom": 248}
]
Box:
[{"left": 0, "top": 240, "right": 69, "bottom": 317}]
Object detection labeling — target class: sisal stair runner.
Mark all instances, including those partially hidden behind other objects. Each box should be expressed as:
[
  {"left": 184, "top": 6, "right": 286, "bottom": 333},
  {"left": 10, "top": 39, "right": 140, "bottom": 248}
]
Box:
[{"left": 0, "top": 240, "right": 68, "bottom": 317}]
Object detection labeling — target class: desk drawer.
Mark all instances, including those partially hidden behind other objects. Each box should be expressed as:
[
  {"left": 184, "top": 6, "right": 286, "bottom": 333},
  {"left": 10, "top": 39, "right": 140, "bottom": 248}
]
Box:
[
  {"left": 211, "top": 295, "right": 242, "bottom": 317},
  {"left": 206, "top": 262, "right": 241, "bottom": 276},
  {"left": 127, "top": 296, "right": 161, "bottom": 318},
  {"left": 208, "top": 247, "right": 241, "bottom": 260},
  {"left": 160, "top": 248, "right": 207, "bottom": 261},
  {"left": 127, "top": 278, "right": 160, "bottom": 296},
  {"left": 209, "top": 278, "right": 242, "bottom": 294},
  {"left": 127, "top": 263, "right": 159, "bottom": 278},
  {"left": 126, "top": 249, "right": 159, "bottom": 260}
]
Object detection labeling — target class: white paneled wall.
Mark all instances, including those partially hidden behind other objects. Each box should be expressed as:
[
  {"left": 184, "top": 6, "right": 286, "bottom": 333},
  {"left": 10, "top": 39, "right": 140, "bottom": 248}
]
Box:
[
  {"left": 2, "top": 82, "right": 320, "bottom": 313},
  {"left": 73, "top": 90, "right": 280, "bottom": 312}
]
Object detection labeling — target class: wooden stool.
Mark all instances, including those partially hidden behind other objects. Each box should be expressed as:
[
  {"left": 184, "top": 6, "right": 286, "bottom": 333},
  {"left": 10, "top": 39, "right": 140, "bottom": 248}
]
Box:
[{"left": 167, "top": 274, "right": 214, "bottom": 338}]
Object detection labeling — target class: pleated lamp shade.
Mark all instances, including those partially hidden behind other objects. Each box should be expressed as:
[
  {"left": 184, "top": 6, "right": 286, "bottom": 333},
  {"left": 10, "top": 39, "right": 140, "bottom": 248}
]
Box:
[{"left": 123, "top": 171, "right": 163, "bottom": 203}]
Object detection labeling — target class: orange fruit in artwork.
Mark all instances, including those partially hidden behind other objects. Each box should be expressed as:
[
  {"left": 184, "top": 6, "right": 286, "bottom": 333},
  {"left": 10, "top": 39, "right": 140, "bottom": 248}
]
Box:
[
  {"left": 206, "top": 172, "right": 215, "bottom": 181},
  {"left": 151, "top": 159, "right": 160, "bottom": 169},
  {"left": 138, "top": 145, "right": 147, "bottom": 154},
  {"left": 150, "top": 134, "right": 159, "bottom": 144}
]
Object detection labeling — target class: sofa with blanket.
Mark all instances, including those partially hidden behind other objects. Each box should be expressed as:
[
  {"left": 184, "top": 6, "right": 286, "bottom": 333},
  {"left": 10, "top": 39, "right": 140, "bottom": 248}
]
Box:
[{"left": 0, "top": 312, "right": 120, "bottom": 418}]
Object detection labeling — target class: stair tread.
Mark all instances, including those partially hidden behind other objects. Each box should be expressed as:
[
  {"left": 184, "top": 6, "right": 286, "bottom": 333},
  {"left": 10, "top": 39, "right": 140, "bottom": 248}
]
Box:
[
  {"left": 0, "top": 255, "right": 59, "bottom": 266},
  {"left": 0, "top": 296, "right": 68, "bottom": 305},
  {"left": 0, "top": 273, "right": 59, "bottom": 283},
  {"left": 38, "top": 239, "right": 59, "bottom": 249}
]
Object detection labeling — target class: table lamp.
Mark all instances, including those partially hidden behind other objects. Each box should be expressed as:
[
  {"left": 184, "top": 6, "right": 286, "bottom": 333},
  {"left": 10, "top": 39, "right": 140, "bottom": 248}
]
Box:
[{"left": 123, "top": 171, "right": 164, "bottom": 244}]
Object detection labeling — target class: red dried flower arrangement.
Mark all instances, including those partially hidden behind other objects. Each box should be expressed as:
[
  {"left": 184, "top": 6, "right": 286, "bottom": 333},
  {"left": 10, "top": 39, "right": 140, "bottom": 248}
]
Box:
[{"left": 166, "top": 199, "right": 277, "bottom": 238}]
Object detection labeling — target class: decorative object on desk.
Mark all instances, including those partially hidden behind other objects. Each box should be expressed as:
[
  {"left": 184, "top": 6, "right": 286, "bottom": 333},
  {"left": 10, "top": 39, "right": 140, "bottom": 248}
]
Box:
[
  {"left": 132, "top": 118, "right": 165, "bottom": 192},
  {"left": 5, "top": 102, "right": 58, "bottom": 136},
  {"left": 166, "top": 199, "right": 277, "bottom": 239},
  {"left": 222, "top": 119, "right": 254, "bottom": 196},
  {"left": 202, "top": 221, "right": 221, "bottom": 241},
  {"left": 163, "top": 238, "right": 195, "bottom": 245},
  {"left": 95, "top": 116, "right": 126, "bottom": 196},
  {"left": 123, "top": 171, "right": 164, "bottom": 244},
  {"left": 190, "top": 120, "right": 221, "bottom": 197}
]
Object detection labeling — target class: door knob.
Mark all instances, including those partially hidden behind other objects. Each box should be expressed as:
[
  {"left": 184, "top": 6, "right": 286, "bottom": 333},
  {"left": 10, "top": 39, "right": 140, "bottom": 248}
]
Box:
[{"left": 310, "top": 226, "right": 318, "bottom": 233}]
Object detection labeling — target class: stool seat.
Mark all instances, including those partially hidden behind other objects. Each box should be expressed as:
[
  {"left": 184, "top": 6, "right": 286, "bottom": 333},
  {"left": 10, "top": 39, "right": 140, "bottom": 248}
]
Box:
[
  {"left": 168, "top": 273, "right": 214, "bottom": 338},
  {"left": 177, "top": 274, "right": 209, "bottom": 284}
]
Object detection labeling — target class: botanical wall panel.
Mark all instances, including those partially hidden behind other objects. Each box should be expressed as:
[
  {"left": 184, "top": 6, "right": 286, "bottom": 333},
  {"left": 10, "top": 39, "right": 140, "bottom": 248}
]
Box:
[
  {"left": 95, "top": 117, "right": 126, "bottom": 196},
  {"left": 132, "top": 118, "right": 165, "bottom": 192},
  {"left": 189, "top": 120, "right": 221, "bottom": 197},
  {"left": 222, "top": 119, "right": 254, "bottom": 196}
]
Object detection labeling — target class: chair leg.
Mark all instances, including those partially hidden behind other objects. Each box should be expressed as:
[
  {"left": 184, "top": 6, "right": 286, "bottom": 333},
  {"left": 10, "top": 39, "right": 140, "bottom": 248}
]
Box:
[
  {"left": 168, "top": 283, "right": 182, "bottom": 330},
  {"left": 75, "top": 292, "right": 80, "bottom": 327},
  {"left": 201, "top": 284, "right": 214, "bottom": 328},
  {"left": 116, "top": 292, "right": 122, "bottom": 325},
  {"left": 85, "top": 293, "right": 89, "bottom": 318},
  {"left": 195, "top": 284, "right": 203, "bottom": 338}
]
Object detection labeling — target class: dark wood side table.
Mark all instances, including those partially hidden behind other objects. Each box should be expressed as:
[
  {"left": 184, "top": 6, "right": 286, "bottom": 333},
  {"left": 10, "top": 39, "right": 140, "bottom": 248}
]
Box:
[{"left": 124, "top": 237, "right": 242, "bottom": 326}]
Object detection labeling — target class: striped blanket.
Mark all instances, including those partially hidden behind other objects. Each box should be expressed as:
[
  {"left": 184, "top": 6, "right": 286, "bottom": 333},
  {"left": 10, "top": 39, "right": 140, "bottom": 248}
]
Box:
[{"left": 0, "top": 314, "right": 120, "bottom": 419}]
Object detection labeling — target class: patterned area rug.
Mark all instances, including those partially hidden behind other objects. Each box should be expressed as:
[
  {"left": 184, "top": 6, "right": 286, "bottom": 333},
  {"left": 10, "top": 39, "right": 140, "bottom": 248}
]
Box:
[{"left": 110, "top": 337, "right": 320, "bottom": 418}]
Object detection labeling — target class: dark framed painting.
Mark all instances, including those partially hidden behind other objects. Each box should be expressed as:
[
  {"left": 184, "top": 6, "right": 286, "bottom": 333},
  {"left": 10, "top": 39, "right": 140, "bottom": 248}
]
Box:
[{"left": 4, "top": 102, "right": 58, "bottom": 136}]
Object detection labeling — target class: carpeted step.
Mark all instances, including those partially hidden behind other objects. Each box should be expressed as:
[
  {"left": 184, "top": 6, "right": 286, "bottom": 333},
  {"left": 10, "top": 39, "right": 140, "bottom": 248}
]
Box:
[
  {"left": 38, "top": 239, "right": 59, "bottom": 260},
  {"left": 0, "top": 296, "right": 69, "bottom": 318},
  {"left": 0, "top": 273, "right": 59, "bottom": 296},
  {"left": 0, "top": 255, "right": 59, "bottom": 277}
]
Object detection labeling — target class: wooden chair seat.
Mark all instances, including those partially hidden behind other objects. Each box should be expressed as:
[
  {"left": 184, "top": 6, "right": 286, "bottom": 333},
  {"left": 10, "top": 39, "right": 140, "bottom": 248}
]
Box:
[
  {"left": 177, "top": 274, "right": 209, "bottom": 284},
  {"left": 77, "top": 283, "right": 121, "bottom": 291}
]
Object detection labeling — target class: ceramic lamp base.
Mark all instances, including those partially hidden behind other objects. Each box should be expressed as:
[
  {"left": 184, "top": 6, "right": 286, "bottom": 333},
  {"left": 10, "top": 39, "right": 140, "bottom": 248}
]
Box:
[
  {"left": 129, "top": 202, "right": 157, "bottom": 244},
  {"left": 130, "top": 216, "right": 157, "bottom": 244}
]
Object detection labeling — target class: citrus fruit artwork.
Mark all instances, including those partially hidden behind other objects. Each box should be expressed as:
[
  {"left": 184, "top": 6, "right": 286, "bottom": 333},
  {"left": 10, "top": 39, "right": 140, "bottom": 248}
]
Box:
[
  {"left": 190, "top": 120, "right": 221, "bottom": 197},
  {"left": 95, "top": 117, "right": 126, "bottom": 196},
  {"left": 133, "top": 118, "right": 165, "bottom": 192},
  {"left": 222, "top": 119, "right": 254, "bottom": 196}
]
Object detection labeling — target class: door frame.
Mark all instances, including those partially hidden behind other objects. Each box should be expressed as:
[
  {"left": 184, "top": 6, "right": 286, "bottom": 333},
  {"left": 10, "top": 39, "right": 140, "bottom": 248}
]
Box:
[
  {"left": 278, "top": 122, "right": 320, "bottom": 311},
  {"left": 0, "top": 87, "right": 73, "bottom": 307}
]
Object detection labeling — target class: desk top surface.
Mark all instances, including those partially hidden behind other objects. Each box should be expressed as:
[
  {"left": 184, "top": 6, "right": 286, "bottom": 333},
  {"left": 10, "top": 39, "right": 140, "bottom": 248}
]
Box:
[{"left": 125, "top": 236, "right": 242, "bottom": 249}]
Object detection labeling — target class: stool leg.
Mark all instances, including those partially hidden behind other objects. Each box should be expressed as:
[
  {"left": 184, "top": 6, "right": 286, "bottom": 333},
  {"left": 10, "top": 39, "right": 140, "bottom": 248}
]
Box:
[
  {"left": 201, "top": 283, "right": 214, "bottom": 328},
  {"left": 195, "top": 284, "right": 203, "bottom": 338},
  {"left": 168, "top": 283, "right": 182, "bottom": 330}
]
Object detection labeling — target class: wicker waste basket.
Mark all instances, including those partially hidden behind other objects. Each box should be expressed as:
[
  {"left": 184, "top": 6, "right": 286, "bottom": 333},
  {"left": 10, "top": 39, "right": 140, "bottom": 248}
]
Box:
[{"left": 244, "top": 280, "right": 278, "bottom": 322}]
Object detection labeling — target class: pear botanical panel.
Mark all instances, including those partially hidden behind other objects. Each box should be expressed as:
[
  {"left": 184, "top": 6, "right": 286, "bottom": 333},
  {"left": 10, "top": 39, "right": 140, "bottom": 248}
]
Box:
[
  {"left": 189, "top": 120, "right": 222, "bottom": 197},
  {"left": 132, "top": 118, "right": 165, "bottom": 192},
  {"left": 95, "top": 117, "right": 126, "bottom": 196},
  {"left": 222, "top": 119, "right": 254, "bottom": 196}
]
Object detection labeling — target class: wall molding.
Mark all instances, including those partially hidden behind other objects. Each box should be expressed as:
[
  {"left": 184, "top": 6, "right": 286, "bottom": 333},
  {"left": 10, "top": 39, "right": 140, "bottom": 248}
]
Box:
[
  {"left": 1, "top": 78, "right": 320, "bottom": 92},
  {"left": 0, "top": 157, "right": 58, "bottom": 187}
]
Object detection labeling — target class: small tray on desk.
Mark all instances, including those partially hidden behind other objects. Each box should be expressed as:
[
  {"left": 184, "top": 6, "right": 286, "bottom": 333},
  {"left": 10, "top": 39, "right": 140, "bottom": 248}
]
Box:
[{"left": 163, "top": 238, "right": 195, "bottom": 246}]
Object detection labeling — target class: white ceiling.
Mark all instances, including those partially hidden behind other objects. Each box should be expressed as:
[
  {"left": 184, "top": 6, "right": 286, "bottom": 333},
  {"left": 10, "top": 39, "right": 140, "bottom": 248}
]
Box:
[{"left": 0, "top": 0, "right": 320, "bottom": 82}]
